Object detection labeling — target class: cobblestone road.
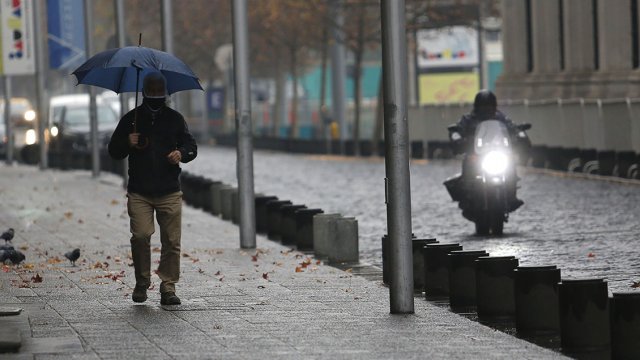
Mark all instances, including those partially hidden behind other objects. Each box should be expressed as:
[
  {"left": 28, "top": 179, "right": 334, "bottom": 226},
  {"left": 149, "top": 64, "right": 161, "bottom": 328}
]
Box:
[{"left": 185, "top": 146, "right": 640, "bottom": 293}]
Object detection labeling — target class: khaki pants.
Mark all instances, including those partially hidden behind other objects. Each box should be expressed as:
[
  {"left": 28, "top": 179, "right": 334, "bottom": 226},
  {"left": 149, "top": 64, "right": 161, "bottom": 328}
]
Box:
[{"left": 127, "top": 191, "right": 182, "bottom": 294}]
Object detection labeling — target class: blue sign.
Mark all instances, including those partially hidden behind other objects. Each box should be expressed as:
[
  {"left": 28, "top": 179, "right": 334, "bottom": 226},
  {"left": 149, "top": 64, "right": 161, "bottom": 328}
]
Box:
[
  {"left": 206, "top": 87, "right": 225, "bottom": 120},
  {"left": 47, "top": 0, "right": 86, "bottom": 70}
]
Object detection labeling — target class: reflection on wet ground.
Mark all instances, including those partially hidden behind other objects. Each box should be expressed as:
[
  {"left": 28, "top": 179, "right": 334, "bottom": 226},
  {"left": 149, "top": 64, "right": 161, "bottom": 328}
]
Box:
[{"left": 185, "top": 146, "right": 640, "bottom": 293}]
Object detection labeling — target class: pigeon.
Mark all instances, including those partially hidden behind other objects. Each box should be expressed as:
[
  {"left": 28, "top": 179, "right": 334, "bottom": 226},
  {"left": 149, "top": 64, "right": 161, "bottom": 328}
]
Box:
[
  {"left": 1, "top": 228, "right": 14, "bottom": 244},
  {"left": 64, "top": 248, "right": 80, "bottom": 266},
  {"left": 0, "top": 249, "right": 25, "bottom": 264},
  {"left": 0, "top": 244, "right": 14, "bottom": 251}
]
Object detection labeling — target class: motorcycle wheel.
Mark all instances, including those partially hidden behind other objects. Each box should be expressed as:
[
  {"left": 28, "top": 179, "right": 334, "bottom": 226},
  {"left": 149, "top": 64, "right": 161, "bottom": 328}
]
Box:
[
  {"left": 491, "top": 217, "right": 504, "bottom": 236},
  {"left": 475, "top": 220, "right": 490, "bottom": 236}
]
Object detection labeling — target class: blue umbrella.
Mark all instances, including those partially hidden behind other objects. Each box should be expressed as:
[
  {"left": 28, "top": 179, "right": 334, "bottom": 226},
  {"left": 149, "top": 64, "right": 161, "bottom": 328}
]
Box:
[{"left": 72, "top": 45, "right": 202, "bottom": 95}]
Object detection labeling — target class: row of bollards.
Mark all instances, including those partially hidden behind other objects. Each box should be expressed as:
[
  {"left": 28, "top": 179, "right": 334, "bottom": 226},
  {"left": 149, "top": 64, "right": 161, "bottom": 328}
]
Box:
[
  {"left": 179, "top": 172, "right": 360, "bottom": 266},
  {"left": 380, "top": 233, "right": 640, "bottom": 359}
]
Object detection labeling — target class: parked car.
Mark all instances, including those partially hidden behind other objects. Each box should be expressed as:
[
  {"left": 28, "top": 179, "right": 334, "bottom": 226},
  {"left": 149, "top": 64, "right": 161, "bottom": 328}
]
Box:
[
  {"left": 48, "top": 94, "right": 119, "bottom": 152},
  {"left": 0, "top": 98, "right": 38, "bottom": 158}
]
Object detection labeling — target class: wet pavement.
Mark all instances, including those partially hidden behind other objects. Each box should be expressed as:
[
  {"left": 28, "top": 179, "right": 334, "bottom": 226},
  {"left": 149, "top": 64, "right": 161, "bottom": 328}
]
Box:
[
  {"left": 185, "top": 146, "right": 640, "bottom": 294},
  {"left": 0, "top": 165, "right": 564, "bottom": 359}
]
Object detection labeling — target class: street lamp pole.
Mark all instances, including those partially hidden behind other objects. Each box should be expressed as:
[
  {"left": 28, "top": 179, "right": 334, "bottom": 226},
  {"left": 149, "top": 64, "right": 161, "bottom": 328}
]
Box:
[
  {"left": 3, "top": 76, "right": 13, "bottom": 165},
  {"left": 84, "top": 0, "right": 99, "bottom": 178},
  {"left": 231, "top": 0, "right": 256, "bottom": 249},
  {"left": 33, "top": 0, "right": 48, "bottom": 170},
  {"left": 380, "top": 0, "right": 414, "bottom": 314},
  {"left": 329, "top": 0, "right": 347, "bottom": 154},
  {"left": 115, "top": 0, "right": 128, "bottom": 187}
]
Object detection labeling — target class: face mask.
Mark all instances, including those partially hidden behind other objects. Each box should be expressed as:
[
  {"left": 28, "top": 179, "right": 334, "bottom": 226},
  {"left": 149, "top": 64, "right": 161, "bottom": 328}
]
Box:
[{"left": 144, "top": 94, "right": 166, "bottom": 110}]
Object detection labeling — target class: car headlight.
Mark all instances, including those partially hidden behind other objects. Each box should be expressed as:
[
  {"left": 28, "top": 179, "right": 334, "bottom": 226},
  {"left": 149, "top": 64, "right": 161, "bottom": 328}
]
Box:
[
  {"left": 24, "top": 110, "right": 36, "bottom": 121},
  {"left": 481, "top": 150, "right": 509, "bottom": 176},
  {"left": 51, "top": 126, "right": 59, "bottom": 137},
  {"left": 25, "top": 129, "right": 37, "bottom": 145}
]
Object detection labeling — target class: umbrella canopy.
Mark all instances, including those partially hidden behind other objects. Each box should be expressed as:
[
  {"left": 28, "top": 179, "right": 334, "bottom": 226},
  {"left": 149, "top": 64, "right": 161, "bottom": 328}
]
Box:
[{"left": 72, "top": 46, "right": 202, "bottom": 95}]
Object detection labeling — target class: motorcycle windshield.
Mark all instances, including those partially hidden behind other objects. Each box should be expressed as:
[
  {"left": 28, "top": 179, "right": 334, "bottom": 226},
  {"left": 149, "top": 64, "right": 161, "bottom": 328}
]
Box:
[{"left": 473, "top": 120, "right": 511, "bottom": 155}]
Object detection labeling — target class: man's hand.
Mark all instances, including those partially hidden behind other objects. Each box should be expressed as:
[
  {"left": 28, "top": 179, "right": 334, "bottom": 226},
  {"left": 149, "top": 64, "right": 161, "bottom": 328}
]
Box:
[
  {"left": 128, "top": 133, "right": 140, "bottom": 147},
  {"left": 167, "top": 150, "right": 181, "bottom": 164}
]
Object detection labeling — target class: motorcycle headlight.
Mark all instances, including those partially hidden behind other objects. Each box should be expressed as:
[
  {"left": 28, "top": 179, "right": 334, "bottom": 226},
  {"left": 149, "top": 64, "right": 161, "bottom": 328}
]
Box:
[
  {"left": 25, "top": 129, "right": 37, "bottom": 145},
  {"left": 481, "top": 151, "right": 509, "bottom": 175},
  {"left": 51, "top": 126, "right": 59, "bottom": 137},
  {"left": 24, "top": 110, "right": 36, "bottom": 121}
]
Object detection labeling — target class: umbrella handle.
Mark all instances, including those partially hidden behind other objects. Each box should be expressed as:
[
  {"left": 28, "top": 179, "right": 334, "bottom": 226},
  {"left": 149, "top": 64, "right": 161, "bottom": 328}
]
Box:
[{"left": 131, "top": 66, "right": 148, "bottom": 149}]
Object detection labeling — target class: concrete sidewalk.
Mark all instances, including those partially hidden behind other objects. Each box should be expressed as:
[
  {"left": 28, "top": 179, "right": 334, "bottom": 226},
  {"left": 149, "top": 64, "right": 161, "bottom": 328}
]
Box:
[{"left": 0, "top": 164, "right": 564, "bottom": 359}]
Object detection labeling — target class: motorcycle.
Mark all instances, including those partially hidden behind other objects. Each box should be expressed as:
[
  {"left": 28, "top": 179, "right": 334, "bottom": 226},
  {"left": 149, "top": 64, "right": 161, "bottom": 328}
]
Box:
[{"left": 444, "top": 120, "right": 531, "bottom": 235}]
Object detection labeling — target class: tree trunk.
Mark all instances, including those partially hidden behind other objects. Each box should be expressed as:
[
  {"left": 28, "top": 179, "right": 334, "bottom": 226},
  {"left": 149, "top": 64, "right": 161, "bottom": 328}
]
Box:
[
  {"left": 353, "top": 6, "right": 365, "bottom": 156},
  {"left": 372, "top": 75, "right": 383, "bottom": 156},
  {"left": 290, "top": 46, "right": 298, "bottom": 139},
  {"left": 319, "top": 25, "right": 328, "bottom": 141},
  {"left": 273, "top": 54, "right": 286, "bottom": 137}
]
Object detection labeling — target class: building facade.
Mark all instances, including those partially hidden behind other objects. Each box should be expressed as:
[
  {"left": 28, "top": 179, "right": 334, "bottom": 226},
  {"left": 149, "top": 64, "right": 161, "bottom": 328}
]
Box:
[{"left": 497, "top": 0, "right": 640, "bottom": 100}]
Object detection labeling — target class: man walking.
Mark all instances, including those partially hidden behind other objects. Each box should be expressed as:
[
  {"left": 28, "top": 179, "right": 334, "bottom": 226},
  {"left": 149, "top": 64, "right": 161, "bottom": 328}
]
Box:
[{"left": 108, "top": 72, "right": 197, "bottom": 305}]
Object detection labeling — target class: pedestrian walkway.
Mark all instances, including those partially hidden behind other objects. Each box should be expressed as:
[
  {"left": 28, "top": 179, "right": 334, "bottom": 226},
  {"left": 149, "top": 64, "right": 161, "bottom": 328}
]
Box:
[{"left": 0, "top": 164, "right": 565, "bottom": 359}]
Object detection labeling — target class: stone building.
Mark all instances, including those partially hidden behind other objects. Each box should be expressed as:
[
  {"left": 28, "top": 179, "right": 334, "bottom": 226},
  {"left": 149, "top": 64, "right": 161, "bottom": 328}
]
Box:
[{"left": 497, "top": 0, "right": 640, "bottom": 100}]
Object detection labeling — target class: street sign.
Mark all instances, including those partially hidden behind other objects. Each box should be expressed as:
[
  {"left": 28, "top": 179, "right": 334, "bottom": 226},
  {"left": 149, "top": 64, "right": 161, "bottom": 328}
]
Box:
[
  {"left": 0, "top": 0, "right": 36, "bottom": 75},
  {"left": 47, "top": 0, "right": 85, "bottom": 70},
  {"left": 206, "top": 87, "right": 225, "bottom": 120}
]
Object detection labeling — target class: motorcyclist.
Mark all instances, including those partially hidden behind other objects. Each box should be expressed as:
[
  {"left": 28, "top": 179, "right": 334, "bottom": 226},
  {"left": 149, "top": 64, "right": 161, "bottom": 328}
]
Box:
[{"left": 453, "top": 90, "right": 525, "bottom": 214}]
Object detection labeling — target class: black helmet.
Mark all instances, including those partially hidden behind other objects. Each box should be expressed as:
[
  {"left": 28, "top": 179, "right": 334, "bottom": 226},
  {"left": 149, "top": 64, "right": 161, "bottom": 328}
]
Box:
[{"left": 473, "top": 90, "right": 497, "bottom": 110}]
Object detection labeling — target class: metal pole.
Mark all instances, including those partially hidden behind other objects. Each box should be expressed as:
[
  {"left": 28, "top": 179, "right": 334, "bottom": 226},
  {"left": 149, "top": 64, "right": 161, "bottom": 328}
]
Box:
[
  {"left": 3, "top": 76, "right": 13, "bottom": 164},
  {"left": 231, "top": 0, "right": 256, "bottom": 249},
  {"left": 329, "top": 0, "right": 347, "bottom": 154},
  {"left": 84, "top": 0, "right": 99, "bottom": 177},
  {"left": 33, "top": 0, "right": 48, "bottom": 169},
  {"left": 381, "top": 0, "right": 414, "bottom": 314},
  {"left": 477, "top": 4, "right": 485, "bottom": 89},
  {"left": 115, "top": 0, "right": 128, "bottom": 187},
  {"left": 161, "top": 0, "right": 179, "bottom": 113}
]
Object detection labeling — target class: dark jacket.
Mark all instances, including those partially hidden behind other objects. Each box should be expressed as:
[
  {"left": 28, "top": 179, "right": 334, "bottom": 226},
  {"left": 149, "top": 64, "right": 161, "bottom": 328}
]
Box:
[
  {"left": 108, "top": 101, "right": 197, "bottom": 196},
  {"left": 457, "top": 110, "right": 515, "bottom": 139}
]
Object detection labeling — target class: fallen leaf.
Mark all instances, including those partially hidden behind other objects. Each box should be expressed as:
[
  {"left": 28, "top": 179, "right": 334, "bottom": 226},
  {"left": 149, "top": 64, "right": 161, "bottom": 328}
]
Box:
[
  {"left": 316, "top": 260, "right": 321, "bottom": 265},
  {"left": 78, "top": 219, "right": 84, "bottom": 224},
  {"left": 22, "top": 264, "right": 35, "bottom": 270},
  {"left": 152, "top": 247, "right": 161, "bottom": 253},
  {"left": 215, "top": 271, "right": 221, "bottom": 276},
  {"left": 257, "top": 285, "right": 266, "bottom": 289},
  {"left": 47, "top": 257, "right": 63, "bottom": 264},
  {"left": 262, "top": 273, "right": 269, "bottom": 280},
  {"left": 111, "top": 199, "right": 119, "bottom": 205},
  {"left": 106, "top": 256, "right": 111, "bottom": 260},
  {"left": 213, "top": 324, "right": 222, "bottom": 330},
  {"left": 588, "top": 252, "right": 596, "bottom": 258},
  {"left": 218, "top": 275, "right": 225, "bottom": 282},
  {"left": 2, "top": 265, "right": 10, "bottom": 273},
  {"left": 251, "top": 253, "right": 259, "bottom": 262},
  {"left": 64, "top": 212, "right": 73, "bottom": 219},
  {"left": 191, "top": 258, "right": 200, "bottom": 263},
  {"left": 345, "top": 268, "right": 353, "bottom": 273},
  {"left": 182, "top": 253, "right": 191, "bottom": 258},
  {"left": 295, "top": 266, "right": 303, "bottom": 273},
  {"left": 631, "top": 281, "right": 640, "bottom": 288},
  {"left": 198, "top": 268, "right": 205, "bottom": 274},
  {"left": 19, "top": 246, "right": 28, "bottom": 251},
  {"left": 31, "top": 274, "right": 43, "bottom": 283}
]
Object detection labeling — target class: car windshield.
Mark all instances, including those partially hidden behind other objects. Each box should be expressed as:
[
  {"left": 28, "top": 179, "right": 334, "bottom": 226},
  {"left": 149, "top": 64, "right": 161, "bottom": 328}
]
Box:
[{"left": 63, "top": 105, "right": 118, "bottom": 127}]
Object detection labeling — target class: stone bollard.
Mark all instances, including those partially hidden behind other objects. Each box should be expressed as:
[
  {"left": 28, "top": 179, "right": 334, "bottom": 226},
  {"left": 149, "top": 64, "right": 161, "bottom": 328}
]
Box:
[
  {"left": 412, "top": 238, "right": 438, "bottom": 292},
  {"left": 295, "top": 208, "right": 324, "bottom": 251},
  {"left": 220, "top": 187, "right": 237, "bottom": 221},
  {"left": 280, "top": 205, "right": 307, "bottom": 245},
  {"left": 423, "top": 243, "right": 463, "bottom": 298},
  {"left": 448, "top": 250, "right": 489, "bottom": 310},
  {"left": 200, "top": 178, "right": 215, "bottom": 212},
  {"left": 328, "top": 217, "right": 358, "bottom": 264},
  {"left": 475, "top": 256, "right": 519, "bottom": 321},
  {"left": 255, "top": 196, "right": 278, "bottom": 234},
  {"left": 211, "top": 184, "right": 231, "bottom": 217},
  {"left": 204, "top": 180, "right": 222, "bottom": 214},
  {"left": 313, "top": 214, "right": 341, "bottom": 259},
  {"left": 610, "top": 292, "right": 640, "bottom": 359},
  {"left": 514, "top": 265, "right": 561, "bottom": 336},
  {"left": 266, "top": 200, "right": 292, "bottom": 240},
  {"left": 209, "top": 182, "right": 228, "bottom": 216},
  {"left": 558, "top": 279, "right": 610, "bottom": 357},
  {"left": 180, "top": 172, "right": 193, "bottom": 204},
  {"left": 382, "top": 233, "right": 417, "bottom": 285},
  {"left": 231, "top": 190, "right": 240, "bottom": 224}
]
